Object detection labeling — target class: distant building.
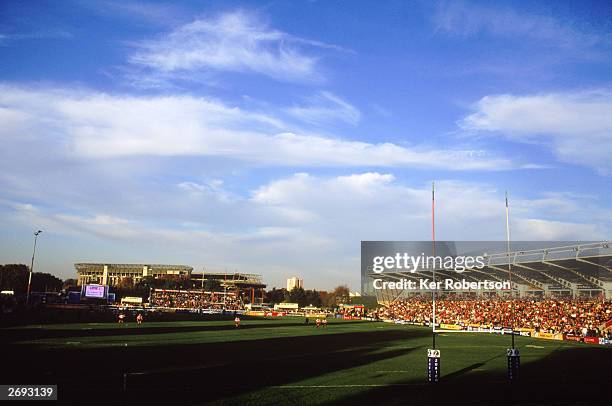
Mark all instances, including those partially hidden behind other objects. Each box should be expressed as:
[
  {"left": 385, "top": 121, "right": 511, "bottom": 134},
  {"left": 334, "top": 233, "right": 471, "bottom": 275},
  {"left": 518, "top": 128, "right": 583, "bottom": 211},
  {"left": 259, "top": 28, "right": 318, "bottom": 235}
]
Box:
[
  {"left": 75, "top": 263, "right": 193, "bottom": 286},
  {"left": 287, "top": 276, "right": 303, "bottom": 291}
]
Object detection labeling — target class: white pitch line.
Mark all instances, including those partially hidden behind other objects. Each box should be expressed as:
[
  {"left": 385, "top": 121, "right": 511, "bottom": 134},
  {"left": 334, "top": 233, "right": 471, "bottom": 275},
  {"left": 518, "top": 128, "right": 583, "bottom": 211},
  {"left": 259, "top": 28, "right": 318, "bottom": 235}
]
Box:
[
  {"left": 433, "top": 329, "right": 485, "bottom": 333},
  {"left": 271, "top": 383, "right": 427, "bottom": 388}
]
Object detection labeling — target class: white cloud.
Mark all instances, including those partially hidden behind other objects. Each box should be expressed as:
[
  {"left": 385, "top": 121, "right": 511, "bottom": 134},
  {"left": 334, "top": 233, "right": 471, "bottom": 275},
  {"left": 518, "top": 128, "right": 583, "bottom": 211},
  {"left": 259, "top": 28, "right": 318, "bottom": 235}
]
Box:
[
  {"left": 128, "top": 10, "right": 331, "bottom": 83},
  {"left": 177, "top": 180, "right": 232, "bottom": 203},
  {"left": 178, "top": 180, "right": 223, "bottom": 194},
  {"left": 0, "top": 84, "right": 517, "bottom": 170},
  {"left": 250, "top": 173, "right": 607, "bottom": 242},
  {"left": 286, "top": 91, "right": 361, "bottom": 126},
  {"left": 2, "top": 198, "right": 334, "bottom": 286},
  {"left": 460, "top": 90, "right": 612, "bottom": 173},
  {"left": 433, "top": 1, "right": 607, "bottom": 50},
  {"left": 2, "top": 173, "right": 608, "bottom": 288},
  {"left": 514, "top": 219, "right": 601, "bottom": 241},
  {"left": 0, "top": 107, "right": 30, "bottom": 136}
]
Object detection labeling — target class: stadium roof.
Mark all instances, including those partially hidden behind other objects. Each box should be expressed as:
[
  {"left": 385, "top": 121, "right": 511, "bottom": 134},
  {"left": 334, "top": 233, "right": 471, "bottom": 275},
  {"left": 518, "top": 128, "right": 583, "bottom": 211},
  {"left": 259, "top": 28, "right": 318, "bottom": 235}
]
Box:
[
  {"left": 75, "top": 263, "right": 193, "bottom": 270},
  {"left": 371, "top": 241, "right": 612, "bottom": 295},
  {"left": 191, "top": 272, "right": 266, "bottom": 289}
]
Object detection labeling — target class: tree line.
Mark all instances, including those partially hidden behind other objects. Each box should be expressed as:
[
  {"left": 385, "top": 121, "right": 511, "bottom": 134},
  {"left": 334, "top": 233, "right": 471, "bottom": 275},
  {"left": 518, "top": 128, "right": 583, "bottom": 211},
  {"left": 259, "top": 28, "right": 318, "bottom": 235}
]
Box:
[
  {"left": 0, "top": 264, "right": 63, "bottom": 294},
  {"left": 265, "top": 285, "right": 351, "bottom": 308}
]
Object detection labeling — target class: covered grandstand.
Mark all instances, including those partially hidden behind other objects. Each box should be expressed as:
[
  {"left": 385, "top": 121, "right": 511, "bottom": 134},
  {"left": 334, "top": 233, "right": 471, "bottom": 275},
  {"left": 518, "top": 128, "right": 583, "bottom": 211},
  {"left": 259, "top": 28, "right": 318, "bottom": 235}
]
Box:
[
  {"left": 369, "top": 242, "right": 612, "bottom": 304},
  {"left": 75, "top": 263, "right": 193, "bottom": 287},
  {"left": 190, "top": 272, "right": 267, "bottom": 304},
  {"left": 149, "top": 288, "right": 243, "bottom": 311}
]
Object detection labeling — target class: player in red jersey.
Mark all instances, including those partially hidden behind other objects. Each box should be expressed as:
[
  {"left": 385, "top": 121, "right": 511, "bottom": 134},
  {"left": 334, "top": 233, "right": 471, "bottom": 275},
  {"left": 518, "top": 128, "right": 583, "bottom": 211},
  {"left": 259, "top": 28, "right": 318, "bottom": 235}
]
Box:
[
  {"left": 234, "top": 316, "right": 241, "bottom": 328},
  {"left": 136, "top": 313, "right": 143, "bottom": 324}
]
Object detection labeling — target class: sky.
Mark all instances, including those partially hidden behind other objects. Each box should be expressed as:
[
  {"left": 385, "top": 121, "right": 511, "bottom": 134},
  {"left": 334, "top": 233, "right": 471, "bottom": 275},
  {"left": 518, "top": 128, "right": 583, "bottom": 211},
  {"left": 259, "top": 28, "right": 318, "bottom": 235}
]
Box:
[{"left": 1, "top": 0, "right": 611, "bottom": 290}]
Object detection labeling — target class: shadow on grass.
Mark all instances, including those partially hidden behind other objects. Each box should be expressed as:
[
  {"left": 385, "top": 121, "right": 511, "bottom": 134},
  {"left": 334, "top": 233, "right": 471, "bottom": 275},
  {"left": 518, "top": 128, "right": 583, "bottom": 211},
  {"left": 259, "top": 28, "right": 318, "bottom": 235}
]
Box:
[
  {"left": 7, "top": 323, "right": 610, "bottom": 406},
  {"left": 326, "top": 345, "right": 612, "bottom": 406},
  {"left": 442, "top": 362, "right": 486, "bottom": 380},
  {"left": 0, "top": 320, "right": 366, "bottom": 343},
  {"left": 5, "top": 327, "right": 428, "bottom": 404}
]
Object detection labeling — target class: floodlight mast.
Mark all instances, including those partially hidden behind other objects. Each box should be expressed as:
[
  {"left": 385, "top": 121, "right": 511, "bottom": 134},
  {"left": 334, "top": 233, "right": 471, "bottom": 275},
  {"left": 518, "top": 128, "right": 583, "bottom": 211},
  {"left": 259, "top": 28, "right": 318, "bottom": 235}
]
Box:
[{"left": 26, "top": 230, "right": 43, "bottom": 305}]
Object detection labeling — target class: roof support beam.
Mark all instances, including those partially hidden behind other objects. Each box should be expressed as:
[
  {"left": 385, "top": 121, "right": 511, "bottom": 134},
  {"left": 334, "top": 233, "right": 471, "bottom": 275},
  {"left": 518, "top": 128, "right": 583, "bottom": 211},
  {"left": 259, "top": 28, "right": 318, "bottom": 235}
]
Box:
[
  {"left": 543, "top": 260, "right": 605, "bottom": 288},
  {"left": 576, "top": 258, "right": 612, "bottom": 274},
  {"left": 515, "top": 263, "right": 574, "bottom": 291}
]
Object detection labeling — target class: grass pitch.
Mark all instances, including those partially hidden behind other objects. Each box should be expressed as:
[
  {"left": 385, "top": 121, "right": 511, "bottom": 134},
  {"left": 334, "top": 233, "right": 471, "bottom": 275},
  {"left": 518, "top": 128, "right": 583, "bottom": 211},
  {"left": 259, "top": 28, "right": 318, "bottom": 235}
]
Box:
[{"left": 3, "top": 317, "right": 610, "bottom": 405}]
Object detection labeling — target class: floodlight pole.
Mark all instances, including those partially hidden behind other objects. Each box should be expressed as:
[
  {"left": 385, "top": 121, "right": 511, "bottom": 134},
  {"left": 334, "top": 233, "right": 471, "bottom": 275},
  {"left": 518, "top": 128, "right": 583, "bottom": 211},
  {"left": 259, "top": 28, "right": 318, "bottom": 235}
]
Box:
[{"left": 26, "top": 230, "right": 42, "bottom": 305}]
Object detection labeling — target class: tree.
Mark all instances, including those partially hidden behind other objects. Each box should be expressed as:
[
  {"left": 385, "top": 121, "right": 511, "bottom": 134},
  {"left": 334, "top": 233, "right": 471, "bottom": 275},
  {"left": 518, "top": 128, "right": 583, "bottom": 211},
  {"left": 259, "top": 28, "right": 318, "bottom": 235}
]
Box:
[
  {"left": 351, "top": 295, "right": 378, "bottom": 309},
  {"left": 155, "top": 275, "right": 188, "bottom": 289},
  {"left": 324, "top": 285, "right": 350, "bottom": 307},
  {"left": 135, "top": 276, "right": 156, "bottom": 289},
  {"left": 31, "top": 272, "right": 63, "bottom": 292},
  {"left": 287, "top": 287, "right": 307, "bottom": 307},
  {"left": 0, "top": 264, "right": 61, "bottom": 293},
  {"left": 265, "top": 288, "right": 287, "bottom": 304},
  {"left": 0, "top": 264, "right": 29, "bottom": 294},
  {"left": 304, "top": 289, "right": 323, "bottom": 307},
  {"left": 117, "top": 277, "right": 134, "bottom": 289},
  {"left": 318, "top": 291, "right": 330, "bottom": 307}
]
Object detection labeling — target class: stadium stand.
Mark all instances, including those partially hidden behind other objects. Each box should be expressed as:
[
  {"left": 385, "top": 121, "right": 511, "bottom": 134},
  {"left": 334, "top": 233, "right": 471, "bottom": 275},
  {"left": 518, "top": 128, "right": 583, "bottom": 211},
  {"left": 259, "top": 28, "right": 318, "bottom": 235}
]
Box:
[
  {"left": 379, "top": 297, "right": 612, "bottom": 339},
  {"left": 150, "top": 289, "right": 243, "bottom": 310},
  {"left": 369, "top": 242, "right": 612, "bottom": 341},
  {"left": 371, "top": 242, "right": 612, "bottom": 302},
  {"left": 75, "top": 263, "right": 192, "bottom": 286}
]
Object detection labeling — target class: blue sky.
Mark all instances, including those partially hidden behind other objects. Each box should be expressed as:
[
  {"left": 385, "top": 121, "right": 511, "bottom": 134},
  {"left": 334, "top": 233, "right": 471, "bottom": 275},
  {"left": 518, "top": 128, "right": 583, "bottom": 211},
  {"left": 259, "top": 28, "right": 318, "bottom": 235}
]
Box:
[{"left": 1, "top": 0, "right": 611, "bottom": 290}]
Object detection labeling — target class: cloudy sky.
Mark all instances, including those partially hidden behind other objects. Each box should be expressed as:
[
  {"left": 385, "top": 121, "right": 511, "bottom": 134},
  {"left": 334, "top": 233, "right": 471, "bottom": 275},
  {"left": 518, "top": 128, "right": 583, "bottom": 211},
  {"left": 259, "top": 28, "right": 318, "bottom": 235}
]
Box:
[{"left": 1, "top": 0, "right": 611, "bottom": 290}]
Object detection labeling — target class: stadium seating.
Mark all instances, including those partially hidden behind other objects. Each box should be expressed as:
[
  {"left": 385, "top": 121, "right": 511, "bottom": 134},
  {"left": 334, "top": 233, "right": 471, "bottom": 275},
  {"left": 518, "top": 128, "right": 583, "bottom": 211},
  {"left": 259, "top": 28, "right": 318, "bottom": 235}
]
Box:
[
  {"left": 380, "top": 297, "right": 611, "bottom": 338},
  {"left": 150, "top": 289, "right": 243, "bottom": 310}
]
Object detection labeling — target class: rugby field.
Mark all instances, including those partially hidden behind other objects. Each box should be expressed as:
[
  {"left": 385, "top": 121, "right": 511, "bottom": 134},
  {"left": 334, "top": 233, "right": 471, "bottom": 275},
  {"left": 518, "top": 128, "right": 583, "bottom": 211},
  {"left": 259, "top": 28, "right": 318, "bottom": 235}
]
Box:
[{"left": 2, "top": 317, "right": 610, "bottom": 405}]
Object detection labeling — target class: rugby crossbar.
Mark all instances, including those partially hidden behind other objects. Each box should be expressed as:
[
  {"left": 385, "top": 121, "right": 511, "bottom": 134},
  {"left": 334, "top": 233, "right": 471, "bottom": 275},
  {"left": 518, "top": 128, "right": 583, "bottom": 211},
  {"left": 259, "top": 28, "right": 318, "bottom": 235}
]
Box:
[{"left": 433, "top": 328, "right": 515, "bottom": 334}]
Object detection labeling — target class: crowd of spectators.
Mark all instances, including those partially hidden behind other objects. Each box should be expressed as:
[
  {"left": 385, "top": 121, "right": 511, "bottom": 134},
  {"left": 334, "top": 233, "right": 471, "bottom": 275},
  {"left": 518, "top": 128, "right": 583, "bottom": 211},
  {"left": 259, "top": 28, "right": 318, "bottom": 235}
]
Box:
[
  {"left": 336, "top": 306, "right": 367, "bottom": 318},
  {"left": 380, "top": 297, "right": 612, "bottom": 338},
  {"left": 150, "top": 289, "right": 243, "bottom": 310}
]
